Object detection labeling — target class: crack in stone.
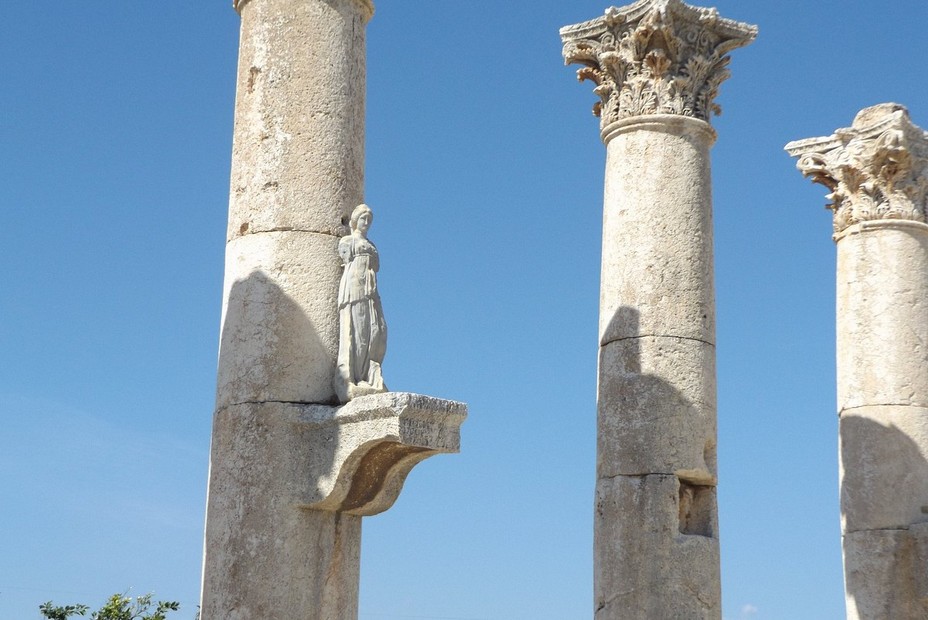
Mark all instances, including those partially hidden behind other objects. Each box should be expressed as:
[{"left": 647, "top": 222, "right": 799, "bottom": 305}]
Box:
[
  {"left": 844, "top": 525, "right": 914, "bottom": 535},
  {"left": 217, "top": 398, "right": 340, "bottom": 414},
  {"left": 600, "top": 472, "right": 716, "bottom": 484},
  {"left": 600, "top": 334, "right": 715, "bottom": 348},
  {"left": 839, "top": 403, "right": 928, "bottom": 416},
  {"left": 233, "top": 227, "right": 342, "bottom": 239}
]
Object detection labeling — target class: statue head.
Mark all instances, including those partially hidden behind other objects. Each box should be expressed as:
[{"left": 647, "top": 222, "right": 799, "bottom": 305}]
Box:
[{"left": 350, "top": 204, "right": 373, "bottom": 235}]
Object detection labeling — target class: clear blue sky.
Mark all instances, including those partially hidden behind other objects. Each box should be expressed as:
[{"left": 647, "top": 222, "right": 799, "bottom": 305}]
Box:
[{"left": 2, "top": 1, "right": 927, "bottom": 619}]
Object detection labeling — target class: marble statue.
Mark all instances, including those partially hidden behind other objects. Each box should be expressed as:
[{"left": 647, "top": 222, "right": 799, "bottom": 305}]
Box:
[{"left": 335, "top": 203, "right": 387, "bottom": 403}]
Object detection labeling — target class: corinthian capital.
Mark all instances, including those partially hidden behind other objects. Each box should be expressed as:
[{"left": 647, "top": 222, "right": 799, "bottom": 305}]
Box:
[
  {"left": 560, "top": 0, "right": 756, "bottom": 132},
  {"left": 786, "top": 104, "right": 928, "bottom": 235}
]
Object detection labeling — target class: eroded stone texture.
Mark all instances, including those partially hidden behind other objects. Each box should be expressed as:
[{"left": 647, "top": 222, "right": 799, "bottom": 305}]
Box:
[
  {"left": 839, "top": 407, "right": 928, "bottom": 533},
  {"left": 787, "top": 104, "right": 928, "bottom": 236},
  {"left": 202, "top": 395, "right": 464, "bottom": 618},
  {"left": 562, "top": 3, "right": 754, "bottom": 619},
  {"left": 787, "top": 104, "right": 928, "bottom": 620},
  {"left": 302, "top": 392, "right": 466, "bottom": 514}
]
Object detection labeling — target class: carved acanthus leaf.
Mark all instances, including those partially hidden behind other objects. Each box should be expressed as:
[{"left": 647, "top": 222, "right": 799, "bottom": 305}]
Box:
[
  {"left": 560, "top": 0, "right": 756, "bottom": 132},
  {"left": 786, "top": 104, "right": 928, "bottom": 235}
]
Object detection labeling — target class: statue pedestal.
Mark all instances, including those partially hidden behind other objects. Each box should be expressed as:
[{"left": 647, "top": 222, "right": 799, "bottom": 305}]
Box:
[{"left": 302, "top": 392, "right": 466, "bottom": 515}]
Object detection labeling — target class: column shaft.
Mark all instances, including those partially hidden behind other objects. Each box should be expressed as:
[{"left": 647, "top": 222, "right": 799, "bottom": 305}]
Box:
[
  {"left": 787, "top": 103, "right": 928, "bottom": 620},
  {"left": 562, "top": 4, "right": 755, "bottom": 618},
  {"left": 837, "top": 223, "right": 928, "bottom": 620},
  {"left": 202, "top": 0, "right": 373, "bottom": 617},
  {"left": 597, "top": 117, "right": 719, "bottom": 620}
]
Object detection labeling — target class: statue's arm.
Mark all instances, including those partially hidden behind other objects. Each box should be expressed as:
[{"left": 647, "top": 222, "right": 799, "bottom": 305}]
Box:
[{"left": 338, "top": 236, "right": 353, "bottom": 265}]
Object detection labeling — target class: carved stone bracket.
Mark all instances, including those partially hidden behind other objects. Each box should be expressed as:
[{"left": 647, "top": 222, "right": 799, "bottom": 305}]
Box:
[
  {"left": 786, "top": 104, "right": 928, "bottom": 236},
  {"left": 560, "top": 0, "right": 756, "bottom": 135},
  {"left": 300, "top": 392, "right": 466, "bottom": 516}
]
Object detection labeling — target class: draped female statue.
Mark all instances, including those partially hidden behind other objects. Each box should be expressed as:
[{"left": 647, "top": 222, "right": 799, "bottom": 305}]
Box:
[{"left": 334, "top": 204, "right": 387, "bottom": 402}]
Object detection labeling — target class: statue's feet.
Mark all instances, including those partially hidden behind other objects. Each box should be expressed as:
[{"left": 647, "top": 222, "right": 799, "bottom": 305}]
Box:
[
  {"left": 347, "top": 381, "right": 386, "bottom": 400},
  {"left": 368, "top": 361, "right": 386, "bottom": 391}
]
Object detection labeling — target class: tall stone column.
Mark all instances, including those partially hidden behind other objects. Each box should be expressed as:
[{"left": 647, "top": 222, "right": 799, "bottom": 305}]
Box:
[
  {"left": 787, "top": 104, "right": 928, "bottom": 620},
  {"left": 560, "top": 3, "right": 755, "bottom": 618},
  {"left": 200, "top": 1, "right": 465, "bottom": 618}
]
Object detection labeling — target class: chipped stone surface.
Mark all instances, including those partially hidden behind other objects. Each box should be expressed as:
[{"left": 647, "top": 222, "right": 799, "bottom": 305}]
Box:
[
  {"left": 786, "top": 104, "right": 928, "bottom": 236},
  {"left": 201, "top": 400, "right": 362, "bottom": 620},
  {"left": 302, "top": 392, "right": 466, "bottom": 514}
]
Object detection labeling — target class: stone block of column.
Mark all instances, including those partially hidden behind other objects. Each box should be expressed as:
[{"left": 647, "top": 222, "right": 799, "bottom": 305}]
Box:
[
  {"left": 595, "top": 474, "right": 720, "bottom": 619},
  {"left": 217, "top": 231, "right": 342, "bottom": 408},
  {"left": 839, "top": 406, "right": 928, "bottom": 533},
  {"left": 203, "top": 393, "right": 464, "bottom": 618},
  {"left": 228, "top": 0, "right": 373, "bottom": 240},
  {"left": 599, "top": 117, "right": 716, "bottom": 345},
  {"left": 835, "top": 222, "right": 928, "bottom": 411},
  {"left": 598, "top": 336, "right": 717, "bottom": 481},
  {"left": 787, "top": 103, "right": 928, "bottom": 620},
  {"left": 843, "top": 528, "right": 928, "bottom": 620}
]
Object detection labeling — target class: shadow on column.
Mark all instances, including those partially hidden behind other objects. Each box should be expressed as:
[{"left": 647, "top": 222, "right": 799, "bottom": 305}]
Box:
[
  {"left": 203, "top": 270, "right": 345, "bottom": 617},
  {"left": 595, "top": 306, "right": 720, "bottom": 618},
  {"left": 840, "top": 415, "right": 928, "bottom": 618},
  {"left": 599, "top": 305, "right": 717, "bottom": 533}
]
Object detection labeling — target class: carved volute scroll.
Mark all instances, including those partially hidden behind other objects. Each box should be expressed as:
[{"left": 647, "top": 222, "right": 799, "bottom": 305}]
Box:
[
  {"left": 560, "top": 0, "right": 756, "bottom": 134},
  {"left": 786, "top": 104, "right": 928, "bottom": 235}
]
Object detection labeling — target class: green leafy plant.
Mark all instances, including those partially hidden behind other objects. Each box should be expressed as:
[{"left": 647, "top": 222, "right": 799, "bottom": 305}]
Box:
[
  {"left": 39, "top": 594, "right": 181, "bottom": 620},
  {"left": 38, "top": 603, "right": 89, "bottom": 620}
]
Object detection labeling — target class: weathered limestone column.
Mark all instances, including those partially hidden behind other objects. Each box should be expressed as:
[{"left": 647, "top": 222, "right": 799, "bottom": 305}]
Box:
[
  {"left": 787, "top": 104, "right": 928, "bottom": 620},
  {"left": 200, "top": 1, "right": 465, "bottom": 618},
  {"left": 561, "top": 3, "right": 755, "bottom": 618}
]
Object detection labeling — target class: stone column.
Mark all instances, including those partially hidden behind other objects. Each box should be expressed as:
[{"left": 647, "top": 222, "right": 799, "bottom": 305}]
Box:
[
  {"left": 561, "top": 3, "right": 755, "bottom": 618},
  {"left": 787, "top": 104, "right": 928, "bottom": 620},
  {"left": 200, "top": 1, "right": 465, "bottom": 618}
]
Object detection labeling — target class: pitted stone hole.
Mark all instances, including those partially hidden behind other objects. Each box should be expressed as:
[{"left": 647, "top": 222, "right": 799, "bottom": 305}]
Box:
[
  {"left": 679, "top": 481, "right": 714, "bottom": 537},
  {"left": 704, "top": 439, "right": 717, "bottom": 473},
  {"left": 247, "top": 66, "right": 261, "bottom": 93},
  {"left": 239, "top": 222, "right": 249, "bottom": 235}
]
